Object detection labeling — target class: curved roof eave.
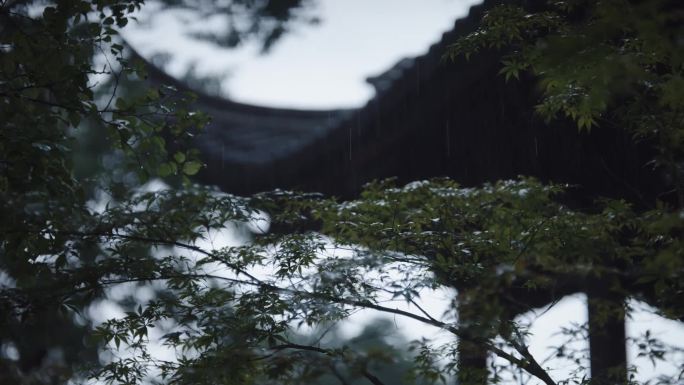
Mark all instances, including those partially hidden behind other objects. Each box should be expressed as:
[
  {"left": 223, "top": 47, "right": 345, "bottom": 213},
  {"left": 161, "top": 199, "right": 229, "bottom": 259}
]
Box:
[{"left": 129, "top": 47, "right": 356, "bottom": 166}]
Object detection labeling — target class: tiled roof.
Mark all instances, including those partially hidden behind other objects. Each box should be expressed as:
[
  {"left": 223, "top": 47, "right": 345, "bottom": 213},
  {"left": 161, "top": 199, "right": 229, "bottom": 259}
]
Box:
[{"left": 141, "top": 0, "right": 659, "bottom": 202}]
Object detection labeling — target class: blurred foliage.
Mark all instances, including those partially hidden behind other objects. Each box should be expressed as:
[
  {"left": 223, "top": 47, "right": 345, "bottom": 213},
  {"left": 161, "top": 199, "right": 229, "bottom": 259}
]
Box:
[
  {"left": 0, "top": 0, "right": 208, "bottom": 382},
  {"left": 1, "top": 0, "right": 683, "bottom": 385},
  {"left": 256, "top": 318, "right": 430, "bottom": 385},
  {"left": 154, "top": 0, "right": 318, "bottom": 52}
]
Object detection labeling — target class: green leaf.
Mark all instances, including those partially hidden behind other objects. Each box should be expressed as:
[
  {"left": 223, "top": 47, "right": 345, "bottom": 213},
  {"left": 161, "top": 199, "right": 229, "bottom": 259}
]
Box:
[
  {"left": 145, "top": 88, "right": 160, "bottom": 101},
  {"left": 173, "top": 152, "right": 186, "bottom": 164},
  {"left": 182, "top": 161, "right": 202, "bottom": 175},
  {"left": 111, "top": 43, "right": 124, "bottom": 53},
  {"left": 115, "top": 97, "right": 127, "bottom": 110},
  {"left": 158, "top": 162, "right": 177, "bottom": 177},
  {"left": 68, "top": 111, "right": 81, "bottom": 127},
  {"left": 55, "top": 254, "right": 67, "bottom": 269}
]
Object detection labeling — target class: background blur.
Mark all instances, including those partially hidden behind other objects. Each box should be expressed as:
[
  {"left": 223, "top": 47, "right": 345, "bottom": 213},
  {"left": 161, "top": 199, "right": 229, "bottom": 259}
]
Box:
[{"left": 117, "top": 1, "right": 684, "bottom": 383}]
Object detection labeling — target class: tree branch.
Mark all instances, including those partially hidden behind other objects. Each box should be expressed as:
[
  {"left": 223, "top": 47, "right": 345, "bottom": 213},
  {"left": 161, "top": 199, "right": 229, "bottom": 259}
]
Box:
[
  {"left": 508, "top": 336, "right": 557, "bottom": 385},
  {"left": 43, "top": 229, "right": 559, "bottom": 385},
  {"left": 269, "top": 343, "right": 387, "bottom": 385}
]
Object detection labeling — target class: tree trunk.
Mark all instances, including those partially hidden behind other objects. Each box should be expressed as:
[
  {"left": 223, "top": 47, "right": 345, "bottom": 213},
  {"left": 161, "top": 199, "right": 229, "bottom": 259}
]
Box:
[
  {"left": 587, "top": 282, "right": 627, "bottom": 385},
  {"left": 457, "top": 299, "right": 489, "bottom": 385}
]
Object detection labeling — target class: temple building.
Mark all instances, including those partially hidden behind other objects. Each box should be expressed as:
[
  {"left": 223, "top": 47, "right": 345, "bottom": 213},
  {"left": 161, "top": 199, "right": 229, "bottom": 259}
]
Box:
[
  {"left": 138, "top": 1, "right": 666, "bottom": 383},
  {"left": 143, "top": 0, "right": 657, "bottom": 203}
]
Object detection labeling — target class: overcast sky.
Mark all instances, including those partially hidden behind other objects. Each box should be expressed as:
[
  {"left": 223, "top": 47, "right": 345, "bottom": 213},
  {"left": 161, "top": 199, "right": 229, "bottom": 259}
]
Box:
[{"left": 122, "top": 0, "right": 482, "bottom": 109}]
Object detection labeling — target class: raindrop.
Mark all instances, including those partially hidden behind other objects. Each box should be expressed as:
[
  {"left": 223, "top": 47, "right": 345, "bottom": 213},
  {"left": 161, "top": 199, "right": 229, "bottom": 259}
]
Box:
[
  {"left": 373, "top": 101, "right": 381, "bottom": 137},
  {"left": 416, "top": 61, "right": 421, "bottom": 96},
  {"left": 445, "top": 119, "right": 451, "bottom": 158},
  {"left": 349, "top": 118, "right": 352, "bottom": 161},
  {"left": 356, "top": 112, "right": 361, "bottom": 138}
]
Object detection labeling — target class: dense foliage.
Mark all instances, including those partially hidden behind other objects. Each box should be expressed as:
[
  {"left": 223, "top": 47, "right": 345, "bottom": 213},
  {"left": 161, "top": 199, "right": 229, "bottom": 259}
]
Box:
[
  {"left": 0, "top": 0, "right": 208, "bottom": 382},
  {"left": 1, "top": 0, "right": 682, "bottom": 385},
  {"left": 447, "top": 0, "right": 684, "bottom": 199}
]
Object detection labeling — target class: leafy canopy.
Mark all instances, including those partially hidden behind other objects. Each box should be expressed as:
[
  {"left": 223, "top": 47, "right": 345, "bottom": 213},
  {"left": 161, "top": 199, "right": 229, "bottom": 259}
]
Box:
[{"left": 1, "top": 0, "right": 683, "bottom": 385}]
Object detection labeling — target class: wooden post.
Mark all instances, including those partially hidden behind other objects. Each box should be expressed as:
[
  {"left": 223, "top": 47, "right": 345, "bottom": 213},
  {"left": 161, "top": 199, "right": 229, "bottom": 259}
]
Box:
[
  {"left": 457, "top": 298, "right": 489, "bottom": 385},
  {"left": 587, "top": 281, "right": 627, "bottom": 385}
]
